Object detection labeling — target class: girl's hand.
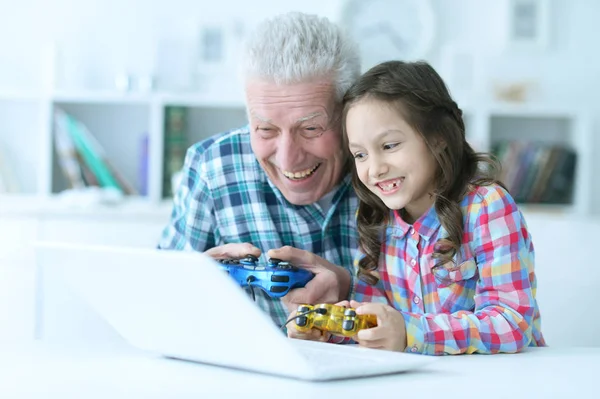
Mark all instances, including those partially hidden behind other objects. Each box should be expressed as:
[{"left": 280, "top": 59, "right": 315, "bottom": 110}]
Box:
[
  {"left": 285, "top": 300, "right": 350, "bottom": 342},
  {"left": 350, "top": 300, "right": 407, "bottom": 352},
  {"left": 285, "top": 309, "right": 331, "bottom": 342}
]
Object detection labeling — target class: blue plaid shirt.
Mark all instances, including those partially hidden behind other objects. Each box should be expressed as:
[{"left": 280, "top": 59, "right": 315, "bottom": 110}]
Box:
[{"left": 158, "top": 125, "right": 359, "bottom": 327}]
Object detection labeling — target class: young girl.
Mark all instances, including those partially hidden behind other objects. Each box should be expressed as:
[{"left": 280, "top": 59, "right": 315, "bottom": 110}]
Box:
[{"left": 288, "top": 60, "right": 545, "bottom": 355}]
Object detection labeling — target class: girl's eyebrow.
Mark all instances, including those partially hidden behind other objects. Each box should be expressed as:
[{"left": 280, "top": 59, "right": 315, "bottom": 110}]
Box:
[
  {"left": 373, "top": 129, "right": 405, "bottom": 140},
  {"left": 348, "top": 129, "right": 404, "bottom": 150}
]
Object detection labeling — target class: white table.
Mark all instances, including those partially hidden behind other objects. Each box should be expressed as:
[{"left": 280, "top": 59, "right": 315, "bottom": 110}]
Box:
[{"left": 1, "top": 343, "right": 598, "bottom": 398}]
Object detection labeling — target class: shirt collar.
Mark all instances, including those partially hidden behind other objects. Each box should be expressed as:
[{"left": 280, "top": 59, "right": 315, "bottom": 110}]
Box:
[{"left": 391, "top": 205, "right": 441, "bottom": 241}]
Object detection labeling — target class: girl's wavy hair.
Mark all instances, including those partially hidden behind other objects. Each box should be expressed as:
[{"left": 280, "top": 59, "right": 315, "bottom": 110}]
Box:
[{"left": 341, "top": 61, "right": 504, "bottom": 285}]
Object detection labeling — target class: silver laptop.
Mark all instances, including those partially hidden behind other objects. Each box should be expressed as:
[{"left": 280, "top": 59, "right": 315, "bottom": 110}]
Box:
[{"left": 35, "top": 241, "right": 435, "bottom": 381}]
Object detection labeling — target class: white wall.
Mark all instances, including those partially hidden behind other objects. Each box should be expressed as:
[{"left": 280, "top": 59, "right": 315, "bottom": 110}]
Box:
[{"left": 2, "top": 0, "right": 598, "bottom": 210}]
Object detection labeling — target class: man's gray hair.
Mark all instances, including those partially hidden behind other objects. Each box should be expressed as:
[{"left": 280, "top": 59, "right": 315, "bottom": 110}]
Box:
[{"left": 242, "top": 12, "right": 361, "bottom": 101}]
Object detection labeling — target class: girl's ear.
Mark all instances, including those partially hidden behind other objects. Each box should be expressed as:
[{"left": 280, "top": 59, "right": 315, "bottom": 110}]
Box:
[{"left": 433, "top": 138, "right": 447, "bottom": 154}]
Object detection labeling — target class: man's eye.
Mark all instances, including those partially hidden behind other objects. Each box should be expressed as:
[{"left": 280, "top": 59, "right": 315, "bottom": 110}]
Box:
[{"left": 256, "top": 127, "right": 277, "bottom": 137}]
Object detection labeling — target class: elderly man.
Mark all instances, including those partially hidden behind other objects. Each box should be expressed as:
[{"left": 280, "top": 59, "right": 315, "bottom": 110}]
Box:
[{"left": 158, "top": 11, "right": 361, "bottom": 327}]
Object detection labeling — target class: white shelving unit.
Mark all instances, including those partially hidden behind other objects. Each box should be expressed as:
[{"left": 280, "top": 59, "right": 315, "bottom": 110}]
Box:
[
  {"left": 463, "top": 103, "right": 593, "bottom": 216},
  {"left": 0, "top": 91, "right": 595, "bottom": 216},
  {"left": 0, "top": 91, "right": 248, "bottom": 203}
]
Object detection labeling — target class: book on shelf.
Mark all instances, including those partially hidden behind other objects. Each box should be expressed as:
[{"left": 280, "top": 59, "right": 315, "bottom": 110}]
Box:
[
  {"left": 138, "top": 133, "right": 149, "bottom": 196},
  {"left": 53, "top": 109, "right": 138, "bottom": 195},
  {"left": 162, "top": 106, "right": 188, "bottom": 198},
  {"left": 493, "top": 141, "right": 577, "bottom": 205}
]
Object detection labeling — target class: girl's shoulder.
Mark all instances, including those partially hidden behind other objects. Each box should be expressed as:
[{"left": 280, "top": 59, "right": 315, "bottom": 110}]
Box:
[{"left": 462, "top": 182, "right": 517, "bottom": 210}]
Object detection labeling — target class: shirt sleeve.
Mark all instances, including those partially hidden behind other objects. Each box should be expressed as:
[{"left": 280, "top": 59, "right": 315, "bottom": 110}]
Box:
[
  {"left": 157, "top": 146, "right": 217, "bottom": 252},
  {"left": 404, "top": 188, "right": 538, "bottom": 355}
]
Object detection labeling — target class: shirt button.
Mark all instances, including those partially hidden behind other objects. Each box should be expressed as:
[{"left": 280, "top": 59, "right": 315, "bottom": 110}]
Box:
[
  {"left": 410, "top": 259, "right": 417, "bottom": 267},
  {"left": 413, "top": 296, "right": 421, "bottom": 304},
  {"left": 410, "top": 227, "right": 415, "bottom": 235}
]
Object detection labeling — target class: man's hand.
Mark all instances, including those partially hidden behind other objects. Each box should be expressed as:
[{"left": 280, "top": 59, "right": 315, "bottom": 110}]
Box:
[
  {"left": 204, "top": 243, "right": 261, "bottom": 260},
  {"left": 267, "top": 246, "right": 351, "bottom": 312},
  {"left": 351, "top": 300, "right": 407, "bottom": 352}
]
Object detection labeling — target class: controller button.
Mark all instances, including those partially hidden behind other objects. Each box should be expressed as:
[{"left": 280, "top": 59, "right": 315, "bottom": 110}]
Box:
[
  {"left": 298, "top": 306, "right": 310, "bottom": 313},
  {"left": 271, "top": 275, "right": 290, "bottom": 282},
  {"left": 268, "top": 258, "right": 282, "bottom": 264},
  {"left": 254, "top": 266, "right": 265, "bottom": 271},
  {"left": 269, "top": 286, "right": 288, "bottom": 293},
  {"left": 344, "top": 309, "right": 357, "bottom": 317},
  {"left": 295, "top": 316, "right": 308, "bottom": 327},
  {"left": 277, "top": 262, "right": 292, "bottom": 270},
  {"left": 342, "top": 320, "right": 355, "bottom": 331}
]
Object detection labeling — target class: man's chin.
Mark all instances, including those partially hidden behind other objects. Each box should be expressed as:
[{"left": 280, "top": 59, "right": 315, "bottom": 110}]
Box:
[{"left": 281, "top": 191, "right": 321, "bottom": 206}]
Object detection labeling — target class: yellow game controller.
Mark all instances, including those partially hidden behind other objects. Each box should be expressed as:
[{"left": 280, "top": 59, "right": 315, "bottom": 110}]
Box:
[{"left": 294, "top": 303, "right": 377, "bottom": 337}]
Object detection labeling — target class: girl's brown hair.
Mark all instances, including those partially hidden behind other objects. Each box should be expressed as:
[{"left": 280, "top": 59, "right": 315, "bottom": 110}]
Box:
[{"left": 342, "top": 61, "right": 504, "bottom": 285}]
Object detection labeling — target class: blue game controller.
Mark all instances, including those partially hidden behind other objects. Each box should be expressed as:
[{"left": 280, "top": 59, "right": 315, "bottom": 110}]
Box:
[{"left": 217, "top": 255, "right": 314, "bottom": 298}]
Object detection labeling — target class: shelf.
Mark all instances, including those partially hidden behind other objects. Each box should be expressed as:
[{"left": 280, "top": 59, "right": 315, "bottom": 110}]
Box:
[
  {"left": 485, "top": 102, "right": 581, "bottom": 118},
  {"left": 51, "top": 91, "right": 153, "bottom": 105},
  {"left": 158, "top": 93, "right": 245, "bottom": 108},
  {"left": 0, "top": 91, "right": 41, "bottom": 102},
  {"left": 0, "top": 194, "right": 172, "bottom": 221}
]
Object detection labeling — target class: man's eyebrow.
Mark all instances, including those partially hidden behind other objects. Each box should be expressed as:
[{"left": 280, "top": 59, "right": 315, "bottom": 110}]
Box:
[
  {"left": 251, "top": 113, "right": 272, "bottom": 123},
  {"left": 296, "top": 112, "right": 323, "bottom": 123}
]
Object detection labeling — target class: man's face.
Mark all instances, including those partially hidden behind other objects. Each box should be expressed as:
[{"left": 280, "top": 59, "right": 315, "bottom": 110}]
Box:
[{"left": 246, "top": 80, "right": 346, "bottom": 205}]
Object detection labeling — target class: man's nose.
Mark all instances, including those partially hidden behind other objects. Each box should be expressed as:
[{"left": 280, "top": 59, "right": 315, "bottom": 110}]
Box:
[{"left": 275, "top": 131, "right": 302, "bottom": 170}]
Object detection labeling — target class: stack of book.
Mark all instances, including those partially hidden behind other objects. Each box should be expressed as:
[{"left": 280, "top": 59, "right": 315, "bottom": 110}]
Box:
[
  {"left": 53, "top": 109, "right": 137, "bottom": 195},
  {"left": 493, "top": 141, "right": 577, "bottom": 205}
]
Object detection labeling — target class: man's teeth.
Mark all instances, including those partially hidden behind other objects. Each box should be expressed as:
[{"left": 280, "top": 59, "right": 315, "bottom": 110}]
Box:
[{"left": 282, "top": 164, "right": 320, "bottom": 180}]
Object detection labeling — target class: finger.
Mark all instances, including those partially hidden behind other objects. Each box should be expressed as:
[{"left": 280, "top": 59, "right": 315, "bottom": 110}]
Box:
[
  {"left": 354, "top": 302, "right": 387, "bottom": 319},
  {"left": 356, "top": 325, "right": 387, "bottom": 341},
  {"left": 204, "top": 243, "right": 261, "bottom": 259},
  {"left": 349, "top": 300, "right": 363, "bottom": 308},
  {"left": 356, "top": 337, "right": 387, "bottom": 349},
  {"left": 283, "top": 286, "right": 314, "bottom": 307},
  {"left": 267, "top": 246, "right": 325, "bottom": 272},
  {"left": 289, "top": 328, "right": 329, "bottom": 342},
  {"left": 335, "top": 300, "right": 350, "bottom": 307}
]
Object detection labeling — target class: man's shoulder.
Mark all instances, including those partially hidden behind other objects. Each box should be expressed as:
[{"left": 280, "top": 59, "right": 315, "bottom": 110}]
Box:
[{"left": 187, "top": 125, "right": 261, "bottom": 177}]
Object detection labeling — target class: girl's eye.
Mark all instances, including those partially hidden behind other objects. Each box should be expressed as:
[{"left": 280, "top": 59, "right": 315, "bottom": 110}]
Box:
[
  {"left": 353, "top": 152, "right": 366, "bottom": 160},
  {"left": 383, "top": 142, "right": 399, "bottom": 150}
]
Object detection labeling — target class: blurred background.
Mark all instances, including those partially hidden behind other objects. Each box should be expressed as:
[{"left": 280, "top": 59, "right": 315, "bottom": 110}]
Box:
[{"left": 0, "top": 0, "right": 598, "bottom": 347}]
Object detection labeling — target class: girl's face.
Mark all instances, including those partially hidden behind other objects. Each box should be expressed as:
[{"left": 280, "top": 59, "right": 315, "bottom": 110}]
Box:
[{"left": 345, "top": 98, "right": 439, "bottom": 222}]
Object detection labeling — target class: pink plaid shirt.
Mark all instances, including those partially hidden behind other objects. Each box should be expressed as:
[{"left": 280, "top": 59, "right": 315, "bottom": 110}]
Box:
[{"left": 353, "top": 184, "right": 546, "bottom": 355}]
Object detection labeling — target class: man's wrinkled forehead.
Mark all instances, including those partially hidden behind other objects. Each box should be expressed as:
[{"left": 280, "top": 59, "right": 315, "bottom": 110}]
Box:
[{"left": 250, "top": 111, "right": 326, "bottom": 125}]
